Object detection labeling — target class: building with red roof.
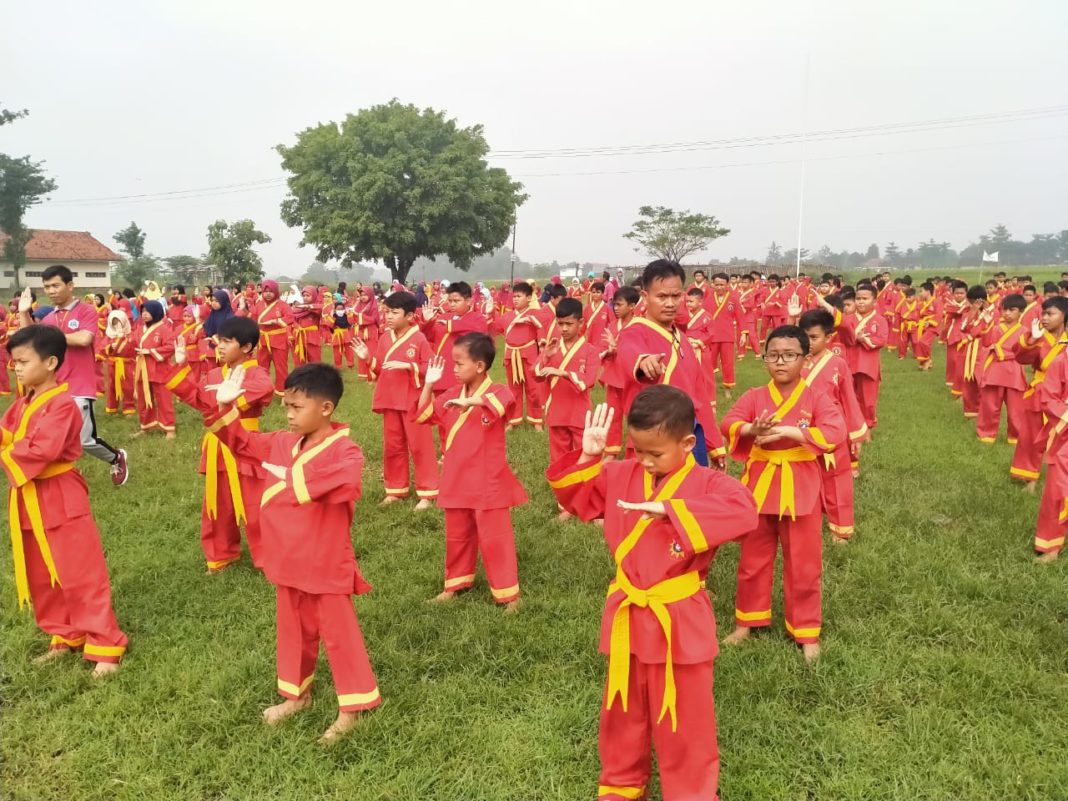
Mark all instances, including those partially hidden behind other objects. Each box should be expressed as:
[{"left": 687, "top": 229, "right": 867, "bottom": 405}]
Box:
[{"left": 0, "top": 229, "right": 119, "bottom": 293}]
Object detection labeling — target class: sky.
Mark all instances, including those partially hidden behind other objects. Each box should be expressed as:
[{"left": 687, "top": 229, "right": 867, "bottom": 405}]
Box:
[{"left": 4, "top": 0, "right": 1067, "bottom": 276}]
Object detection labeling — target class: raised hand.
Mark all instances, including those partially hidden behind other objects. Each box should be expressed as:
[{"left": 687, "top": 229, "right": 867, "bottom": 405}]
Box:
[
  {"left": 581, "top": 403, "right": 614, "bottom": 459},
  {"left": 443, "top": 396, "right": 477, "bottom": 410},
  {"left": 787, "top": 294, "right": 802, "bottom": 318},
  {"left": 1031, "top": 318, "right": 1043, "bottom": 340},
  {"left": 542, "top": 338, "right": 561, "bottom": 359},
  {"left": 636, "top": 353, "right": 666, "bottom": 379},
  {"left": 18, "top": 287, "right": 32, "bottom": 314},
  {"left": 353, "top": 337, "right": 370, "bottom": 361},
  {"left": 261, "top": 462, "right": 286, "bottom": 480},
  {"left": 381, "top": 360, "right": 409, "bottom": 371},
  {"left": 602, "top": 329, "right": 617, "bottom": 353},
  {"left": 174, "top": 336, "right": 187, "bottom": 365},
  {"left": 747, "top": 409, "right": 779, "bottom": 439},
  {"left": 425, "top": 355, "right": 446, "bottom": 386},
  {"left": 210, "top": 364, "right": 246, "bottom": 405}
]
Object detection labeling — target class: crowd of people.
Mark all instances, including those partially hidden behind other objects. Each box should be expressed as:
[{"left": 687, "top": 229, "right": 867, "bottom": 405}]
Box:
[{"left": 4, "top": 259, "right": 1062, "bottom": 800}]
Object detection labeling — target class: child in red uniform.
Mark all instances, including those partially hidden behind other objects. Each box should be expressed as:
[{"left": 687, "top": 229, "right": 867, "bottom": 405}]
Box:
[
  {"left": 414, "top": 334, "right": 526, "bottom": 610},
  {"left": 325, "top": 302, "right": 355, "bottom": 369},
  {"left": 959, "top": 286, "right": 993, "bottom": 420},
  {"left": 355, "top": 291, "right": 438, "bottom": 510},
  {"left": 704, "top": 273, "right": 740, "bottom": 395},
  {"left": 177, "top": 307, "right": 207, "bottom": 385},
  {"left": 169, "top": 317, "right": 274, "bottom": 572},
  {"left": 351, "top": 287, "right": 380, "bottom": 380},
  {"left": 4, "top": 326, "right": 127, "bottom": 676},
  {"left": 583, "top": 282, "right": 612, "bottom": 349},
  {"left": 800, "top": 310, "right": 868, "bottom": 544},
  {"left": 132, "top": 300, "right": 177, "bottom": 438},
  {"left": 1032, "top": 344, "right": 1068, "bottom": 562},
  {"left": 600, "top": 286, "right": 640, "bottom": 459},
  {"left": 203, "top": 363, "right": 380, "bottom": 742},
  {"left": 735, "top": 273, "right": 761, "bottom": 359},
  {"left": 721, "top": 325, "right": 845, "bottom": 662},
  {"left": 944, "top": 280, "right": 969, "bottom": 395},
  {"left": 292, "top": 286, "right": 323, "bottom": 366},
  {"left": 547, "top": 389, "right": 757, "bottom": 801},
  {"left": 911, "top": 282, "right": 941, "bottom": 371},
  {"left": 491, "top": 282, "right": 544, "bottom": 431},
  {"left": 837, "top": 284, "right": 888, "bottom": 432},
  {"left": 977, "top": 294, "right": 1026, "bottom": 445},
  {"left": 103, "top": 310, "right": 137, "bottom": 416},
  {"left": 253, "top": 280, "right": 296, "bottom": 396},
  {"left": 682, "top": 287, "right": 714, "bottom": 364}
]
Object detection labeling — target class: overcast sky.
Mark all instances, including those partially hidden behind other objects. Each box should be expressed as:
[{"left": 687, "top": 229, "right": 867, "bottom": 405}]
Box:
[{"left": 5, "top": 0, "right": 1067, "bottom": 275}]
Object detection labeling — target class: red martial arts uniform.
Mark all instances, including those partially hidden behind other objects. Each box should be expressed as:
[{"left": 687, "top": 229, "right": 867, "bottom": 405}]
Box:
[
  {"left": 802, "top": 351, "right": 867, "bottom": 539},
  {"left": 547, "top": 451, "right": 757, "bottom": 801},
  {"left": 1033, "top": 355, "right": 1068, "bottom": 555},
  {"left": 428, "top": 309, "right": 490, "bottom": 394},
  {"left": 366, "top": 326, "right": 438, "bottom": 501},
  {"left": 1012, "top": 332, "right": 1067, "bottom": 482},
  {"left": 536, "top": 336, "right": 600, "bottom": 462},
  {"left": 177, "top": 320, "right": 207, "bottom": 385},
  {"left": 600, "top": 317, "right": 637, "bottom": 456},
  {"left": 584, "top": 299, "right": 613, "bottom": 354},
  {"left": 735, "top": 286, "right": 760, "bottom": 357},
  {"left": 493, "top": 306, "right": 544, "bottom": 426},
  {"left": 351, "top": 290, "right": 380, "bottom": 380},
  {"left": 761, "top": 285, "right": 788, "bottom": 337},
  {"left": 133, "top": 318, "right": 177, "bottom": 432},
  {"left": 911, "top": 298, "right": 941, "bottom": 365},
  {"left": 838, "top": 310, "right": 888, "bottom": 430},
  {"left": 104, "top": 334, "right": 137, "bottom": 415},
  {"left": 254, "top": 298, "right": 296, "bottom": 395},
  {"left": 705, "top": 291, "right": 739, "bottom": 388},
  {"left": 166, "top": 358, "right": 274, "bottom": 570},
  {"left": 209, "top": 409, "right": 380, "bottom": 712},
  {"left": 292, "top": 291, "right": 322, "bottom": 366},
  {"left": 722, "top": 380, "right": 845, "bottom": 643},
  {"left": 943, "top": 299, "right": 968, "bottom": 394},
  {"left": 682, "top": 307, "right": 715, "bottom": 370},
  {"left": 977, "top": 321, "right": 1025, "bottom": 444},
  {"left": 2, "top": 383, "right": 127, "bottom": 663},
  {"left": 413, "top": 377, "right": 526, "bottom": 603},
  {"left": 959, "top": 311, "right": 992, "bottom": 419}
]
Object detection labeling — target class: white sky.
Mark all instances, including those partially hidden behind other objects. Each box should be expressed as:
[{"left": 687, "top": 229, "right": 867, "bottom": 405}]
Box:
[{"left": 4, "top": 0, "right": 1067, "bottom": 274}]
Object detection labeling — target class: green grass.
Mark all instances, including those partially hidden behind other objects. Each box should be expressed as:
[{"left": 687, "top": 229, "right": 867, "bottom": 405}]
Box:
[{"left": 3, "top": 347, "right": 1068, "bottom": 801}]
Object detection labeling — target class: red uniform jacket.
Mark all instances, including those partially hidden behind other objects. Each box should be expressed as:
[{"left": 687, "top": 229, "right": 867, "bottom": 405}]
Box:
[
  {"left": 366, "top": 326, "right": 432, "bottom": 412},
  {"left": 547, "top": 451, "right": 756, "bottom": 665},
  {"left": 721, "top": 380, "right": 845, "bottom": 518},
  {"left": 105, "top": 334, "right": 137, "bottom": 361},
  {"left": 413, "top": 377, "right": 526, "bottom": 509},
  {"left": 681, "top": 307, "right": 714, "bottom": 354},
  {"left": 801, "top": 351, "right": 867, "bottom": 473},
  {"left": 583, "top": 300, "right": 612, "bottom": 349},
  {"left": 838, "top": 311, "right": 889, "bottom": 380},
  {"left": 135, "top": 319, "right": 176, "bottom": 383},
  {"left": 735, "top": 288, "right": 758, "bottom": 335},
  {"left": 177, "top": 322, "right": 207, "bottom": 366},
  {"left": 536, "top": 337, "right": 600, "bottom": 428},
  {"left": 429, "top": 310, "right": 489, "bottom": 393},
  {"left": 980, "top": 322, "right": 1026, "bottom": 390},
  {"left": 210, "top": 411, "right": 369, "bottom": 595},
  {"left": 1038, "top": 356, "right": 1068, "bottom": 474},
  {"left": 254, "top": 299, "right": 295, "bottom": 353},
  {"left": 1017, "top": 332, "right": 1068, "bottom": 412},
  {"left": 705, "top": 291, "right": 739, "bottom": 342},
  {"left": 600, "top": 317, "right": 637, "bottom": 390},
  {"left": 493, "top": 307, "right": 543, "bottom": 385}
]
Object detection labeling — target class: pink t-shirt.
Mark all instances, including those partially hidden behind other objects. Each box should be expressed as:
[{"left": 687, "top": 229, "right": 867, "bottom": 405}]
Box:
[{"left": 41, "top": 301, "right": 99, "bottom": 398}]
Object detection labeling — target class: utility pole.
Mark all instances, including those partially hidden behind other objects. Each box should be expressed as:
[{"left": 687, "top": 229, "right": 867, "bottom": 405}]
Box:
[{"left": 509, "top": 218, "right": 517, "bottom": 286}]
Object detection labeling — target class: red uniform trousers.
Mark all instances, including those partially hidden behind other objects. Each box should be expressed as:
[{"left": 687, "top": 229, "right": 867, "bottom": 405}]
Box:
[
  {"left": 136, "top": 381, "right": 176, "bottom": 432},
  {"left": 330, "top": 330, "right": 355, "bottom": 369},
  {"left": 598, "top": 657, "right": 719, "bottom": 801},
  {"left": 381, "top": 409, "right": 439, "bottom": 500},
  {"left": 897, "top": 326, "right": 911, "bottom": 358},
  {"left": 977, "top": 386, "right": 1023, "bottom": 444},
  {"left": 356, "top": 330, "right": 378, "bottom": 379},
  {"left": 548, "top": 425, "right": 583, "bottom": 464},
  {"left": 294, "top": 340, "right": 322, "bottom": 366},
  {"left": 95, "top": 357, "right": 105, "bottom": 397},
  {"left": 201, "top": 472, "right": 263, "bottom": 570},
  {"left": 275, "top": 584, "right": 381, "bottom": 712},
  {"left": 821, "top": 455, "right": 855, "bottom": 539},
  {"left": 961, "top": 378, "right": 980, "bottom": 418},
  {"left": 1034, "top": 462, "right": 1067, "bottom": 554},
  {"left": 737, "top": 324, "right": 760, "bottom": 357},
  {"left": 853, "top": 374, "right": 880, "bottom": 429},
  {"left": 912, "top": 329, "right": 936, "bottom": 363},
  {"left": 506, "top": 373, "right": 543, "bottom": 426},
  {"left": 604, "top": 385, "right": 625, "bottom": 457},
  {"left": 257, "top": 345, "right": 289, "bottom": 396},
  {"left": 946, "top": 345, "right": 963, "bottom": 392},
  {"left": 1010, "top": 409, "right": 1044, "bottom": 482},
  {"left": 24, "top": 516, "right": 128, "bottom": 663},
  {"left": 706, "top": 341, "right": 736, "bottom": 388},
  {"left": 734, "top": 512, "right": 823, "bottom": 643},
  {"left": 442, "top": 507, "right": 520, "bottom": 603},
  {"left": 105, "top": 359, "right": 136, "bottom": 415},
  {"left": 887, "top": 319, "right": 900, "bottom": 348}
]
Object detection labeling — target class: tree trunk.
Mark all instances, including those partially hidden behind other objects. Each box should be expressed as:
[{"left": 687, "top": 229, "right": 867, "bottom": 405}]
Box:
[{"left": 395, "top": 257, "right": 415, "bottom": 285}]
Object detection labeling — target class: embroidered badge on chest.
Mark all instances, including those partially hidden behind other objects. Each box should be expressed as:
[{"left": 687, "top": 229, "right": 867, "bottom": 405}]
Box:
[
  {"left": 669, "top": 540, "right": 686, "bottom": 560},
  {"left": 406, "top": 346, "right": 416, "bottom": 358},
  {"left": 68, "top": 319, "right": 80, "bottom": 330},
  {"left": 481, "top": 414, "right": 491, "bottom": 425}
]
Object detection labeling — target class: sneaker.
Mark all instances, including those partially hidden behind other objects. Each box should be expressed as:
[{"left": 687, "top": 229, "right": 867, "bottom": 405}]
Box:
[{"left": 111, "top": 449, "right": 129, "bottom": 487}]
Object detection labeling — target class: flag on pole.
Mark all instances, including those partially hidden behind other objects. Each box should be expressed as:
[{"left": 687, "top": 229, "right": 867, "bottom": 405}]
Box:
[{"left": 982, "top": 251, "right": 999, "bottom": 263}]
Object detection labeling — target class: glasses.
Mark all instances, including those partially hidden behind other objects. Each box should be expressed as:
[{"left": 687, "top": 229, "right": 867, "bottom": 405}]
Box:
[{"left": 763, "top": 351, "right": 803, "bottom": 363}]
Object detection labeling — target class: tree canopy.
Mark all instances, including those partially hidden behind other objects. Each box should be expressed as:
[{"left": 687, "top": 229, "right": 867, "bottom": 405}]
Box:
[
  {"left": 206, "top": 219, "right": 271, "bottom": 286},
  {"left": 623, "top": 205, "right": 730, "bottom": 263},
  {"left": 0, "top": 108, "right": 57, "bottom": 288},
  {"left": 113, "top": 222, "right": 147, "bottom": 259},
  {"left": 277, "top": 100, "right": 526, "bottom": 285}
]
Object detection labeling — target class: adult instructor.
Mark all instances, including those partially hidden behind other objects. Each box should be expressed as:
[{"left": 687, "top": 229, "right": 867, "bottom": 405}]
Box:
[{"left": 18, "top": 264, "right": 130, "bottom": 486}]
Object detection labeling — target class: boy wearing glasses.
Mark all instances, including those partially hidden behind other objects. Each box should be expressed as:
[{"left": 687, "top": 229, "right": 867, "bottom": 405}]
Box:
[{"left": 720, "top": 325, "right": 845, "bottom": 662}]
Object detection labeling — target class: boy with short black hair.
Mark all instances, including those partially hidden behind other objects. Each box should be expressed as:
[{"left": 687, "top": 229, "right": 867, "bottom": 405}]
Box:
[
  {"left": 838, "top": 284, "right": 888, "bottom": 432},
  {"left": 3, "top": 325, "right": 128, "bottom": 676},
  {"left": 977, "top": 293, "right": 1026, "bottom": 445},
  {"left": 583, "top": 282, "right": 612, "bottom": 347},
  {"left": 203, "top": 362, "right": 380, "bottom": 742},
  {"left": 547, "top": 386, "right": 757, "bottom": 801},
  {"left": 491, "top": 281, "right": 544, "bottom": 431},
  {"left": 414, "top": 333, "right": 526, "bottom": 610}
]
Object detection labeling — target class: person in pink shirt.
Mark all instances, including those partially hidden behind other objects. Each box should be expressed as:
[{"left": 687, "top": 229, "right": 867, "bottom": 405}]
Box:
[{"left": 17, "top": 265, "right": 129, "bottom": 486}]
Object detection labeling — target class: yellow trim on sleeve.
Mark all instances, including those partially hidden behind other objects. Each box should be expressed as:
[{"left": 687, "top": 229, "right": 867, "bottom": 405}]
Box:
[
  {"left": 164, "top": 366, "right": 190, "bottom": 391},
  {"left": 208, "top": 407, "right": 241, "bottom": 434},
  {"left": 548, "top": 459, "right": 603, "bottom": 489},
  {"left": 484, "top": 393, "right": 506, "bottom": 418},
  {"left": 668, "top": 499, "right": 709, "bottom": 554}
]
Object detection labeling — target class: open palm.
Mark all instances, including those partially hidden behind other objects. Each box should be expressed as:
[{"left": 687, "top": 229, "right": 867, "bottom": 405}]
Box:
[{"left": 582, "top": 403, "right": 614, "bottom": 458}]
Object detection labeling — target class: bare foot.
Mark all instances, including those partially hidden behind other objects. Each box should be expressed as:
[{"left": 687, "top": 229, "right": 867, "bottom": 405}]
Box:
[
  {"left": 165, "top": 432, "right": 177, "bottom": 440},
  {"left": 724, "top": 389, "right": 733, "bottom": 400},
  {"left": 91, "top": 661, "right": 120, "bottom": 679},
  {"left": 1035, "top": 551, "right": 1060, "bottom": 564},
  {"left": 1022, "top": 481, "right": 1038, "bottom": 494},
  {"left": 831, "top": 535, "right": 849, "bottom": 546},
  {"left": 263, "top": 696, "right": 312, "bottom": 726},
  {"left": 802, "top": 643, "right": 822, "bottom": 663},
  {"left": 413, "top": 499, "right": 434, "bottom": 511},
  {"left": 532, "top": 424, "right": 544, "bottom": 433},
  {"left": 131, "top": 430, "right": 147, "bottom": 439},
  {"left": 504, "top": 424, "right": 515, "bottom": 433},
  {"left": 502, "top": 599, "right": 521, "bottom": 615},
  {"left": 592, "top": 518, "right": 605, "bottom": 528},
  {"left": 851, "top": 470, "right": 860, "bottom": 479},
  {"left": 379, "top": 496, "right": 403, "bottom": 507},
  {"left": 722, "top": 627, "right": 751, "bottom": 646},
  {"left": 428, "top": 590, "right": 458, "bottom": 604},
  {"left": 556, "top": 509, "right": 573, "bottom": 522},
  {"left": 32, "top": 646, "right": 71, "bottom": 665},
  {"left": 319, "top": 710, "right": 360, "bottom": 744}
]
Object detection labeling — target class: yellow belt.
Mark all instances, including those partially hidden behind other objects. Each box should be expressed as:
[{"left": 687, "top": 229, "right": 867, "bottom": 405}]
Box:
[
  {"left": 606, "top": 568, "right": 702, "bottom": 732},
  {"left": 963, "top": 339, "right": 981, "bottom": 382},
  {"left": 9, "top": 461, "right": 75, "bottom": 607},
  {"left": 743, "top": 446, "right": 817, "bottom": 519},
  {"left": 109, "top": 357, "right": 128, "bottom": 402},
  {"left": 133, "top": 354, "right": 152, "bottom": 409},
  {"left": 202, "top": 418, "right": 259, "bottom": 525},
  {"left": 505, "top": 341, "right": 536, "bottom": 384}
]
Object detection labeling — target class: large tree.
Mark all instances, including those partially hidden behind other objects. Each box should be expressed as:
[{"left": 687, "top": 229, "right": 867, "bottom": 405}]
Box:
[
  {"left": 277, "top": 100, "right": 525, "bottom": 285},
  {"left": 206, "top": 219, "right": 271, "bottom": 286},
  {"left": 623, "top": 205, "right": 729, "bottom": 263},
  {"left": 113, "top": 222, "right": 147, "bottom": 259}
]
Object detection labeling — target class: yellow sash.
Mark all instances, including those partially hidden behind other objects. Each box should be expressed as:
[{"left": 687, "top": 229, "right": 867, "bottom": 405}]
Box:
[
  {"left": 543, "top": 336, "right": 587, "bottom": 416},
  {"left": 605, "top": 454, "right": 698, "bottom": 732},
  {"left": 203, "top": 360, "right": 260, "bottom": 523},
  {"left": 109, "top": 353, "right": 128, "bottom": 403},
  {"left": 630, "top": 317, "right": 681, "bottom": 384},
  {"left": 134, "top": 321, "right": 165, "bottom": 409},
  {"left": 505, "top": 311, "right": 538, "bottom": 384},
  {"left": 983, "top": 323, "right": 1021, "bottom": 371},
  {"left": 443, "top": 376, "right": 492, "bottom": 452},
  {"left": 1023, "top": 333, "right": 1064, "bottom": 399},
  {"left": 741, "top": 381, "right": 817, "bottom": 518}
]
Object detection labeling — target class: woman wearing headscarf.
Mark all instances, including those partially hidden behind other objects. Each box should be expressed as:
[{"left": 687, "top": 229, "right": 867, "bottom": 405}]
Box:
[
  {"left": 351, "top": 286, "right": 380, "bottom": 380},
  {"left": 142, "top": 280, "right": 163, "bottom": 301},
  {"left": 103, "top": 309, "right": 136, "bottom": 416},
  {"left": 133, "top": 300, "right": 177, "bottom": 438},
  {"left": 252, "top": 279, "right": 296, "bottom": 396},
  {"left": 292, "top": 286, "right": 323, "bottom": 365},
  {"left": 413, "top": 282, "right": 429, "bottom": 308},
  {"left": 203, "top": 290, "right": 235, "bottom": 364},
  {"left": 0, "top": 304, "right": 9, "bottom": 396},
  {"left": 92, "top": 293, "right": 109, "bottom": 398}
]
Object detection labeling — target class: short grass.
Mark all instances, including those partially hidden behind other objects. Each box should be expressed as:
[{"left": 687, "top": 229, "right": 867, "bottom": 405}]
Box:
[{"left": 2, "top": 346, "right": 1067, "bottom": 801}]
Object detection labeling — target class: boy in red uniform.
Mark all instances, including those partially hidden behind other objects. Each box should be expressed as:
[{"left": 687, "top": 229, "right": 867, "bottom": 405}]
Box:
[
  {"left": 133, "top": 300, "right": 177, "bottom": 438},
  {"left": 202, "top": 362, "right": 380, "bottom": 742},
  {"left": 254, "top": 280, "right": 296, "bottom": 396},
  {"left": 735, "top": 273, "right": 761, "bottom": 359},
  {"left": 491, "top": 282, "right": 544, "bottom": 431},
  {"left": 799, "top": 310, "right": 868, "bottom": 544},
  {"left": 547, "top": 388, "right": 757, "bottom": 801},
  {"left": 911, "top": 282, "right": 941, "bottom": 371},
  {"left": 943, "top": 280, "right": 969, "bottom": 395},
  {"left": 103, "top": 310, "right": 137, "bottom": 416},
  {"left": 958, "top": 286, "right": 993, "bottom": 420},
  {"left": 721, "top": 325, "right": 845, "bottom": 662},
  {"left": 292, "top": 287, "right": 323, "bottom": 366},
  {"left": 355, "top": 291, "right": 438, "bottom": 510},
  {"left": 169, "top": 317, "right": 274, "bottom": 572},
  {"left": 583, "top": 282, "right": 612, "bottom": 348},
  {"left": 413, "top": 334, "right": 526, "bottom": 610},
  {"left": 837, "top": 284, "right": 888, "bottom": 431},
  {"left": 682, "top": 287, "right": 714, "bottom": 363},
  {"left": 705, "top": 273, "right": 739, "bottom": 395},
  {"left": 977, "top": 294, "right": 1026, "bottom": 445},
  {"left": 4, "top": 325, "right": 127, "bottom": 676},
  {"left": 1032, "top": 344, "right": 1068, "bottom": 562},
  {"left": 600, "top": 286, "right": 640, "bottom": 458}
]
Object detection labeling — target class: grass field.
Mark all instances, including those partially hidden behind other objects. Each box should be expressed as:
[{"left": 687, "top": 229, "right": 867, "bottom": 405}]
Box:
[{"left": 3, "top": 345, "right": 1068, "bottom": 801}]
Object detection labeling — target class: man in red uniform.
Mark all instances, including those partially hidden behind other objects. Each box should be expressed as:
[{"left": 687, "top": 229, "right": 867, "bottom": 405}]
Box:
[
  {"left": 721, "top": 324, "right": 845, "bottom": 663},
  {"left": 490, "top": 282, "right": 544, "bottom": 430},
  {"left": 837, "top": 284, "right": 889, "bottom": 431},
  {"left": 414, "top": 334, "right": 526, "bottom": 609},
  {"left": 3, "top": 325, "right": 127, "bottom": 676},
  {"left": 355, "top": 292, "right": 438, "bottom": 510},
  {"left": 548, "top": 389, "right": 756, "bottom": 801},
  {"left": 943, "top": 280, "right": 969, "bottom": 395},
  {"left": 911, "top": 282, "right": 941, "bottom": 371},
  {"left": 253, "top": 279, "right": 296, "bottom": 396},
  {"left": 977, "top": 294, "right": 1026, "bottom": 445},
  {"left": 704, "top": 273, "right": 739, "bottom": 394},
  {"left": 761, "top": 275, "right": 788, "bottom": 338}
]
